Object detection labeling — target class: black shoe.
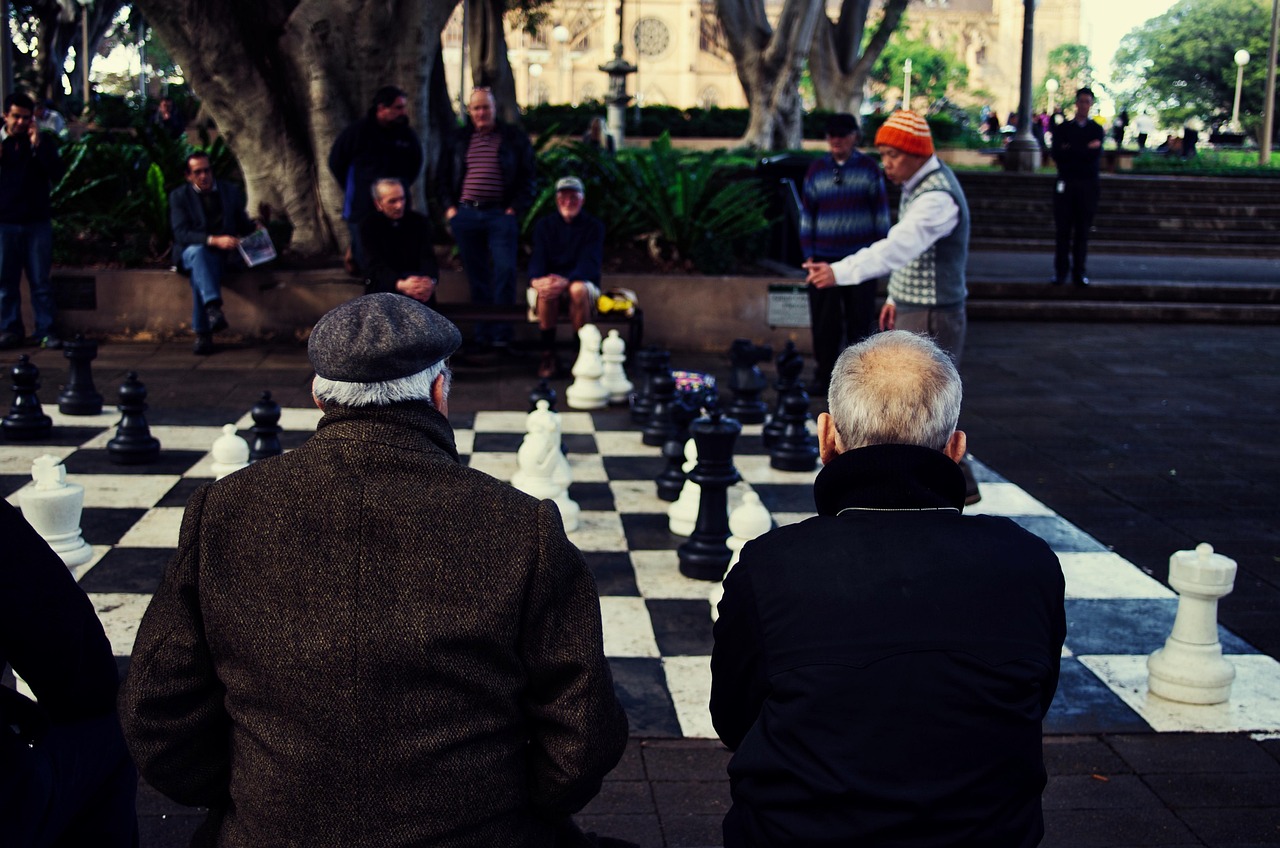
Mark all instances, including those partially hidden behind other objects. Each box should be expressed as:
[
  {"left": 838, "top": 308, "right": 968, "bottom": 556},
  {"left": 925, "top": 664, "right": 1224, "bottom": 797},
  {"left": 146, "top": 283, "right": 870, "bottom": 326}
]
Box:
[
  {"left": 1050, "top": 276, "right": 1066, "bottom": 286},
  {"left": 204, "top": 303, "right": 229, "bottom": 333},
  {"left": 1073, "top": 277, "right": 1090, "bottom": 287},
  {"left": 193, "top": 333, "right": 214, "bottom": 355},
  {"left": 35, "top": 332, "right": 62, "bottom": 350}
]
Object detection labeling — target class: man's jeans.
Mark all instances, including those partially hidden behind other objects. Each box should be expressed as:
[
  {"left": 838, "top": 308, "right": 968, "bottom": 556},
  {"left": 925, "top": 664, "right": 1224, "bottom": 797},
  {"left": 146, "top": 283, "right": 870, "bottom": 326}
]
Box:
[
  {"left": 0, "top": 220, "right": 55, "bottom": 338},
  {"left": 180, "top": 244, "right": 228, "bottom": 333},
  {"left": 451, "top": 205, "right": 519, "bottom": 345}
]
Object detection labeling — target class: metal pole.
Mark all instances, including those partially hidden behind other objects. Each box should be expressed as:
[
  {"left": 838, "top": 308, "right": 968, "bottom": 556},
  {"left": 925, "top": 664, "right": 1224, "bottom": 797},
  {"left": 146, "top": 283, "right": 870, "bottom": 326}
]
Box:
[
  {"left": 459, "top": 1, "right": 468, "bottom": 119},
  {"left": 81, "top": 3, "right": 90, "bottom": 108},
  {"left": 0, "top": 0, "right": 13, "bottom": 100},
  {"left": 903, "top": 58, "right": 912, "bottom": 109},
  {"left": 1263, "top": 0, "right": 1279, "bottom": 165},
  {"left": 1005, "top": 0, "right": 1042, "bottom": 171},
  {"left": 1232, "top": 52, "right": 1249, "bottom": 132}
]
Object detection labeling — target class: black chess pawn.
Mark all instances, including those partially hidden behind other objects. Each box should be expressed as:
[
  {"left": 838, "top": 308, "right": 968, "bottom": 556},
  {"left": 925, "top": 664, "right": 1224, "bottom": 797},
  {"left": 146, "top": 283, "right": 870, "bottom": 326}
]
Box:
[
  {"left": 655, "top": 391, "right": 701, "bottom": 502},
  {"left": 770, "top": 386, "right": 818, "bottom": 472},
  {"left": 58, "top": 335, "right": 104, "bottom": 416},
  {"left": 107, "top": 372, "right": 160, "bottom": 464},
  {"left": 528, "top": 378, "right": 557, "bottom": 412},
  {"left": 641, "top": 370, "right": 678, "bottom": 447},
  {"left": 725, "top": 339, "right": 772, "bottom": 425},
  {"left": 678, "top": 401, "right": 743, "bottom": 581},
  {"left": 763, "top": 342, "right": 803, "bottom": 449},
  {"left": 3, "top": 355, "right": 53, "bottom": 441},
  {"left": 629, "top": 346, "right": 670, "bottom": 425},
  {"left": 250, "top": 391, "right": 284, "bottom": 461}
]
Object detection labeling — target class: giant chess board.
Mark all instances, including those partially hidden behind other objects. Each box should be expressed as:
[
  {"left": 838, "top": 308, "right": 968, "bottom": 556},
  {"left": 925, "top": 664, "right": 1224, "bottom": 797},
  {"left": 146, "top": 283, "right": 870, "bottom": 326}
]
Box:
[{"left": 5, "top": 404, "right": 1280, "bottom": 737}]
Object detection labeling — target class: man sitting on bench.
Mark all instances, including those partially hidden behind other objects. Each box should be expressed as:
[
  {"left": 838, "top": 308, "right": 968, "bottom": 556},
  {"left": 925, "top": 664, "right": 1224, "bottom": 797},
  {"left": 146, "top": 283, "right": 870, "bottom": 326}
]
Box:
[{"left": 527, "top": 176, "right": 604, "bottom": 379}]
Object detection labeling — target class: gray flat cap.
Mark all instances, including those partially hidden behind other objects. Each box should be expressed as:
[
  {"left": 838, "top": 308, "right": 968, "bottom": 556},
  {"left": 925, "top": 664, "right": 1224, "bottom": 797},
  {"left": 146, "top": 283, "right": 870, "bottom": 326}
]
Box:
[{"left": 309, "top": 293, "right": 462, "bottom": 382}]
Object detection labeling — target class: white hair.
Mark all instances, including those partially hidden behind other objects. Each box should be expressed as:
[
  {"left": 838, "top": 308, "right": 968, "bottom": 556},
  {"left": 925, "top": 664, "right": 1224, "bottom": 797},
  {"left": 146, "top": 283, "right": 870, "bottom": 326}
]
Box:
[
  {"left": 370, "top": 177, "right": 404, "bottom": 202},
  {"left": 313, "top": 360, "right": 450, "bottom": 408},
  {"left": 827, "top": 331, "right": 961, "bottom": 452}
]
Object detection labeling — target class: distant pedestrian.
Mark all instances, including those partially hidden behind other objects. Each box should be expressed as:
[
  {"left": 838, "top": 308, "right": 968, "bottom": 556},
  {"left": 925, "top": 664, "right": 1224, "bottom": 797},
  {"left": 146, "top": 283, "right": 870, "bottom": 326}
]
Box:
[
  {"left": 34, "top": 100, "right": 65, "bottom": 136},
  {"left": 1135, "top": 111, "right": 1155, "bottom": 152},
  {"left": 1050, "top": 87, "right": 1105, "bottom": 287},
  {"left": 1182, "top": 117, "right": 1201, "bottom": 159},
  {"left": 1112, "top": 109, "right": 1129, "bottom": 149},
  {"left": 150, "top": 96, "right": 186, "bottom": 139},
  {"left": 328, "top": 85, "right": 424, "bottom": 273},
  {"left": 582, "top": 116, "right": 615, "bottom": 154}
]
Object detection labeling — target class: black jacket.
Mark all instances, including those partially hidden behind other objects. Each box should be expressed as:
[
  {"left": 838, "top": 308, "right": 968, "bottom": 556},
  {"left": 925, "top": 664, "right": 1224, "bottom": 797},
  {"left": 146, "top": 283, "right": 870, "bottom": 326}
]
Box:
[
  {"left": 1051, "top": 118, "right": 1106, "bottom": 180},
  {"left": 440, "top": 121, "right": 536, "bottom": 216},
  {"left": 169, "top": 180, "right": 254, "bottom": 255},
  {"left": 328, "top": 114, "right": 424, "bottom": 223},
  {"left": 0, "top": 130, "right": 63, "bottom": 224},
  {"left": 711, "top": 444, "right": 1066, "bottom": 847},
  {"left": 360, "top": 209, "right": 439, "bottom": 295}
]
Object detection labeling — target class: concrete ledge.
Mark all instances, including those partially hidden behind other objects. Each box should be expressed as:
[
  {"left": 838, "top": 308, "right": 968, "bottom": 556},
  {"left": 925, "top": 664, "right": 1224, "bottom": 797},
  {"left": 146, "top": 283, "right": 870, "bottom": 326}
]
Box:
[{"left": 46, "top": 267, "right": 816, "bottom": 354}]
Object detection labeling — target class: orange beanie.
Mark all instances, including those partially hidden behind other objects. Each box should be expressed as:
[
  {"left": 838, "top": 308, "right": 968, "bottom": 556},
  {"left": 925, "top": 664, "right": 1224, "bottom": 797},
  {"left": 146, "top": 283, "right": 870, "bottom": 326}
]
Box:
[{"left": 874, "top": 111, "right": 935, "bottom": 157}]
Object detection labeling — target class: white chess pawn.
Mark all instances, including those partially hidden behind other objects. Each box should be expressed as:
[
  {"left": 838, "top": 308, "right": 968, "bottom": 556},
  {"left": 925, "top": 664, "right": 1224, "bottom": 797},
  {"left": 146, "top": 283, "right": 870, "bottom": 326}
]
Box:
[
  {"left": 599, "top": 329, "right": 633, "bottom": 404},
  {"left": 211, "top": 423, "right": 250, "bottom": 480},
  {"left": 20, "top": 454, "right": 93, "bottom": 567},
  {"left": 1147, "top": 542, "right": 1238, "bottom": 705},
  {"left": 566, "top": 324, "right": 608, "bottom": 410},
  {"left": 667, "top": 439, "right": 700, "bottom": 537},
  {"left": 710, "top": 491, "right": 773, "bottom": 621}
]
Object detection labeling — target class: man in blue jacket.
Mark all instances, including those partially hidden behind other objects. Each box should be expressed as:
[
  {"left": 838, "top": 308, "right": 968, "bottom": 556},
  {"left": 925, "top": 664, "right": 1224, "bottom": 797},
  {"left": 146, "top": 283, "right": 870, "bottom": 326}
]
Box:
[
  {"left": 170, "top": 151, "right": 255, "bottom": 355},
  {"left": 712, "top": 331, "right": 1065, "bottom": 848}
]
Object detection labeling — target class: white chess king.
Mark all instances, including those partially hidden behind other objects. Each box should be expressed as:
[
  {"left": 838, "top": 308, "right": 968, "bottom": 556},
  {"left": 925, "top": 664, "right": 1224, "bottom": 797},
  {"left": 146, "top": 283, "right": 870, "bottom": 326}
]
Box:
[{"left": 20, "top": 454, "right": 94, "bottom": 567}]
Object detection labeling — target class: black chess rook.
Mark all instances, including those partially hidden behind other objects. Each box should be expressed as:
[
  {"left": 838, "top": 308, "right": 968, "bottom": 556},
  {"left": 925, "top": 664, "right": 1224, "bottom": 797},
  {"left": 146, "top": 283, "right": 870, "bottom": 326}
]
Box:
[
  {"left": 678, "top": 404, "right": 742, "bottom": 581},
  {"left": 250, "top": 391, "right": 284, "bottom": 461},
  {"left": 107, "top": 371, "right": 161, "bottom": 464},
  {"left": 655, "top": 392, "right": 700, "bottom": 502},
  {"left": 58, "top": 335, "right": 104, "bottom": 416},
  {"left": 629, "top": 346, "right": 670, "bottom": 425},
  {"left": 641, "top": 371, "right": 678, "bottom": 447},
  {"left": 3, "top": 355, "right": 53, "bottom": 441}
]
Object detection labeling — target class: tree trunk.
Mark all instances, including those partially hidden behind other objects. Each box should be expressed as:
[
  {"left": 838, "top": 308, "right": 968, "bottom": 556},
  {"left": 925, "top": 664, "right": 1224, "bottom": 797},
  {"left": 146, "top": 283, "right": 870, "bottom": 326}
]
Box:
[
  {"left": 716, "top": 0, "right": 824, "bottom": 150},
  {"left": 133, "top": 0, "right": 458, "bottom": 258},
  {"left": 465, "top": 0, "right": 522, "bottom": 126},
  {"left": 809, "top": 0, "right": 908, "bottom": 115}
]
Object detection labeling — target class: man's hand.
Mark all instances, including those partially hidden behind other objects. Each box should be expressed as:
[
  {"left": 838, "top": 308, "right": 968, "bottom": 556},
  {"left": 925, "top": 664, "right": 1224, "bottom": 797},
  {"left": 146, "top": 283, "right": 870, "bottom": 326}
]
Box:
[
  {"left": 879, "top": 301, "right": 896, "bottom": 331},
  {"left": 27, "top": 123, "right": 39, "bottom": 148},
  {"left": 1087, "top": 139, "right": 1102, "bottom": 149},
  {"left": 531, "top": 274, "right": 569, "bottom": 299},
  {"left": 209, "top": 235, "right": 240, "bottom": 251},
  {"left": 802, "top": 260, "right": 835, "bottom": 289},
  {"left": 397, "top": 276, "right": 436, "bottom": 303},
  {"left": 445, "top": 206, "right": 458, "bottom": 222}
]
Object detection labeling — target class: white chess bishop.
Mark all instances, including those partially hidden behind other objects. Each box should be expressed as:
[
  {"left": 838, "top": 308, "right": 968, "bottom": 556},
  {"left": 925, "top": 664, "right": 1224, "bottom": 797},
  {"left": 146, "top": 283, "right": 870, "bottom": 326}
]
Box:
[
  {"left": 709, "top": 491, "right": 773, "bottom": 621},
  {"left": 512, "top": 400, "right": 580, "bottom": 532},
  {"left": 211, "top": 423, "right": 251, "bottom": 479},
  {"left": 20, "top": 454, "right": 93, "bottom": 567},
  {"left": 566, "top": 324, "right": 608, "bottom": 410},
  {"left": 599, "top": 329, "right": 633, "bottom": 404}
]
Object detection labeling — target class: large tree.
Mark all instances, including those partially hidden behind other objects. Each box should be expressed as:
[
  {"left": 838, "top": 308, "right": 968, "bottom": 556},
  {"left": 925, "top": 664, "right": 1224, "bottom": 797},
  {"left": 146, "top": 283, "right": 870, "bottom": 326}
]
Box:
[
  {"left": 809, "top": 0, "right": 909, "bottom": 115},
  {"left": 10, "top": 0, "right": 122, "bottom": 108},
  {"left": 1113, "top": 0, "right": 1272, "bottom": 130},
  {"left": 132, "top": 0, "right": 459, "bottom": 257}
]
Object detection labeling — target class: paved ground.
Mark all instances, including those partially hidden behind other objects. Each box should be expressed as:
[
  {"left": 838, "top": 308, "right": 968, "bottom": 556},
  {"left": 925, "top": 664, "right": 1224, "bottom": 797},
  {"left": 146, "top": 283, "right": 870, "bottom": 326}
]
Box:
[{"left": 9, "top": 305, "right": 1280, "bottom": 846}]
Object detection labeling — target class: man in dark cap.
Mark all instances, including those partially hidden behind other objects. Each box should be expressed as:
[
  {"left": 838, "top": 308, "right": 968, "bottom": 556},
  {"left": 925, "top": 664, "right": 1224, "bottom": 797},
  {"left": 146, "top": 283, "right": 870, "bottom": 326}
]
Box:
[
  {"left": 121, "top": 293, "right": 629, "bottom": 847},
  {"left": 798, "top": 112, "right": 890, "bottom": 393}
]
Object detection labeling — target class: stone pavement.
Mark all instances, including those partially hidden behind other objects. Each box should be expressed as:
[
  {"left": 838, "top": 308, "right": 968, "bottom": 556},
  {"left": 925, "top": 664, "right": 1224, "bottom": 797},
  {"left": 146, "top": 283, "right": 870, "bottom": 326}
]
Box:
[{"left": 9, "top": 314, "right": 1280, "bottom": 847}]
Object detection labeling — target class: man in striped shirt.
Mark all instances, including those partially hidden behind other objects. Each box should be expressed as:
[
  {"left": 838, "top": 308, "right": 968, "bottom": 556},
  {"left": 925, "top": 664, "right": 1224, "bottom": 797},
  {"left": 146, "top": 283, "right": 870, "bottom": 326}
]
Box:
[
  {"left": 799, "top": 113, "right": 890, "bottom": 393},
  {"left": 441, "top": 88, "right": 536, "bottom": 350}
]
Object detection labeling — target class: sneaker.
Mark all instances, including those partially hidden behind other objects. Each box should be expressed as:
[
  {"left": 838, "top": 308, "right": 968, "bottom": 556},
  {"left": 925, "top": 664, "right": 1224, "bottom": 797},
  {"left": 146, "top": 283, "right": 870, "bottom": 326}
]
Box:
[
  {"left": 193, "top": 332, "right": 214, "bottom": 356},
  {"left": 36, "top": 333, "right": 62, "bottom": 350},
  {"left": 0, "top": 331, "right": 20, "bottom": 350},
  {"left": 204, "top": 303, "right": 229, "bottom": 333},
  {"left": 537, "top": 351, "right": 561, "bottom": 379}
]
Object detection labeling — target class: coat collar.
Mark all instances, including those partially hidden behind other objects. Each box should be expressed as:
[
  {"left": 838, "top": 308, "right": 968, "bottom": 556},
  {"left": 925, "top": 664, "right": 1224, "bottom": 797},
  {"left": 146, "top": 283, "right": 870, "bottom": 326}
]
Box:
[
  {"left": 313, "top": 400, "right": 460, "bottom": 463},
  {"left": 813, "top": 443, "right": 966, "bottom": 516}
]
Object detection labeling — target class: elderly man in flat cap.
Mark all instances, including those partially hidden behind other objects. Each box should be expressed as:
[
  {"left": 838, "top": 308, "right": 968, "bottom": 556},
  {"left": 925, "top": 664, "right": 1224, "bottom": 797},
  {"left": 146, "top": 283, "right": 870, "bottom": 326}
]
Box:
[
  {"left": 803, "top": 110, "right": 979, "bottom": 503},
  {"left": 120, "top": 293, "right": 629, "bottom": 848}
]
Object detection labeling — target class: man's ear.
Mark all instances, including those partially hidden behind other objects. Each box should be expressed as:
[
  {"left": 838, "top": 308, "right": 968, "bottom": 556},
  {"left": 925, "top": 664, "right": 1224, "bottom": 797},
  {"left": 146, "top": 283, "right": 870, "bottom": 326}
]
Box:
[
  {"left": 431, "top": 372, "right": 449, "bottom": 417},
  {"left": 817, "top": 412, "right": 843, "bottom": 465},
  {"left": 943, "top": 429, "right": 967, "bottom": 464}
]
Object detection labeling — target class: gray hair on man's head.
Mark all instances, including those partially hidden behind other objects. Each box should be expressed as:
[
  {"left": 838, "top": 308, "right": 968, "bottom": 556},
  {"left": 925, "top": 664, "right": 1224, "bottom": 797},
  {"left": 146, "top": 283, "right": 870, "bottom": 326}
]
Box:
[
  {"left": 313, "top": 359, "right": 450, "bottom": 409},
  {"left": 827, "top": 330, "right": 962, "bottom": 452},
  {"left": 370, "top": 177, "right": 404, "bottom": 202}
]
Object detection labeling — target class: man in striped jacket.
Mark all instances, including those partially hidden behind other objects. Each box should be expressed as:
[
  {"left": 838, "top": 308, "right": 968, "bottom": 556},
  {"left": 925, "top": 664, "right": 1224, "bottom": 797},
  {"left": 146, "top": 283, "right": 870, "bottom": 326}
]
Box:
[{"left": 799, "top": 113, "right": 891, "bottom": 393}]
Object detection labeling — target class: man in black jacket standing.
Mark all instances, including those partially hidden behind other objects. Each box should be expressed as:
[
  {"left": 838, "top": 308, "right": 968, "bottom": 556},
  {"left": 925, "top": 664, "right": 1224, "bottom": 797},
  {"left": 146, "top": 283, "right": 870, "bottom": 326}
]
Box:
[
  {"left": 441, "top": 87, "right": 535, "bottom": 351},
  {"left": 711, "top": 331, "right": 1065, "bottom": 848},
  {"left": 1050, "top": 87, "right": 1106, "bottom": 287},
  {"left": 329, "top": 85, "right": 424, "bottom": 273}
]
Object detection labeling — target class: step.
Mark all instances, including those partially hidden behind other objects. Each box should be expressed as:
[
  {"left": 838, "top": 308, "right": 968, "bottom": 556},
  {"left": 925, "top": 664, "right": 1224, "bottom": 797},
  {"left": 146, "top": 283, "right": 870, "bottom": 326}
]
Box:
[{"left": 968, "top": 299, "right": 1280, "bottom": 324}]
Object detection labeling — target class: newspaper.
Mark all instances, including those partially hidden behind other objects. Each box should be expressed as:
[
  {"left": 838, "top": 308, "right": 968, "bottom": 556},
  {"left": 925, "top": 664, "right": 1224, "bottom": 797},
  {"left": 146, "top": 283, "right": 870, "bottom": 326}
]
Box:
[{"left": 237, "top": 228, "right": 277, "bottom": 267}]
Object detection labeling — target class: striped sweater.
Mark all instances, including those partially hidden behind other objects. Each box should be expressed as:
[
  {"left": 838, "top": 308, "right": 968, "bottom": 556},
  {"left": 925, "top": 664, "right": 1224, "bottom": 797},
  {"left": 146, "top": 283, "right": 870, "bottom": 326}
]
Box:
[{"left": 799, "top": 151, "right": 890, "bottom": 261}]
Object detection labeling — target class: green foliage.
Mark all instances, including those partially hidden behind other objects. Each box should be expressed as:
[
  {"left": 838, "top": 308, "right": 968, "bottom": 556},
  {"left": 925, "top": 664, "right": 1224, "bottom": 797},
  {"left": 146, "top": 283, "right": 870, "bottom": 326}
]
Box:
[
  {"left": 1113, "top": 0, "right": 1272, "bottom": 134},
  {"left": 1129, "top": 148, "right": 1280, "bottom": 176},
  {"left": 870, "top": 26, "right": 970, "bottom": 109}
]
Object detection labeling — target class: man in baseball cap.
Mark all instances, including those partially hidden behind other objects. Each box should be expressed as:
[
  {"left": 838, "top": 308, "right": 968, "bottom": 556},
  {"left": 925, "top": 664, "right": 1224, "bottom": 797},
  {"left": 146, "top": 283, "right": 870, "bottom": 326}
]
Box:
[
  {"left": 527, "top": 174, "right": 605, "bottom": 378},
  {"left": 803, "top": 110, "right": 977, "bottom": 503},
  {"left": 122, "top": 293, "right": 629, "bottom": 846}
]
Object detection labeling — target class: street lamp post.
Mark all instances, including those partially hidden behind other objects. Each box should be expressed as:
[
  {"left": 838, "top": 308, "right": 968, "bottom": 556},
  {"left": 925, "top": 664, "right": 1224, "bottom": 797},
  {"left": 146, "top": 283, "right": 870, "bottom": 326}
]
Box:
[
  {"left": 1263, "top": 0, "right": 1279, "bottom": 165},
  {"left": 599, "top": 0, "right": 636, "bottom": 149},
  {"left": 1045, "top": 77, "right": 1058, "bottom": 114},
  {"left": 553, "top": 24, "right": 570, "bottom": 105},
  {"left": 1005, "top": 0, "right": 1043, "bottom": 171},
  {"left": 528, "top": 62, "right": 543, "bottom": 107},
  {"left": 1231, "top": 49, "right": 1250, "bottom": 133},
  {"left": 902, "top": 58, "right": 912, "bottom": 110}
]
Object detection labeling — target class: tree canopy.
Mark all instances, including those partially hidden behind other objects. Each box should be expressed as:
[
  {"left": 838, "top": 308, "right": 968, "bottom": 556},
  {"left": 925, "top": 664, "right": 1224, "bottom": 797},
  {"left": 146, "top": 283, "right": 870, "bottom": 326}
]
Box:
[
  {"left": 869, "top": 24, "right": 968, "bottom": 112},
  {"left": 1113, "top": 0, "right": 1272, "bottom": 131}
]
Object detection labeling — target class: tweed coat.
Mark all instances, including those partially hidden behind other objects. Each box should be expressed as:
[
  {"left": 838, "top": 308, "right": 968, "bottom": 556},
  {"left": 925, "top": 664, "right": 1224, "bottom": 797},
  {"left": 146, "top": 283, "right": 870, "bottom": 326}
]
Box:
[{"left": 120, "top": 401, "right": 628, "bottom": 847}]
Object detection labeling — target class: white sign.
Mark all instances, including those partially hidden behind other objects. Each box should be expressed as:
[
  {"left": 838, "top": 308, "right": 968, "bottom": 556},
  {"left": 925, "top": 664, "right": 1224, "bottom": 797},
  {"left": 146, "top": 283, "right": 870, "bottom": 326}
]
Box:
[{"left": 767, "top": 283, "right": 810, "bottom": 328}]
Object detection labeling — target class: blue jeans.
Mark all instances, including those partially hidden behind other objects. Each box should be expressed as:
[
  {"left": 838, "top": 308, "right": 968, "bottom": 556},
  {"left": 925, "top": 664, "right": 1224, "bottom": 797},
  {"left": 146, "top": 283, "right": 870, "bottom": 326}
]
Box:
[
  {"left": 0, "top": 220, "right": 55, "bottom": 337},
  {"left": 180, "top": 243, "right": 228, "bottom": 333},
  {"left": 451, "top": 206, "right": 518, "bottom": 345}
]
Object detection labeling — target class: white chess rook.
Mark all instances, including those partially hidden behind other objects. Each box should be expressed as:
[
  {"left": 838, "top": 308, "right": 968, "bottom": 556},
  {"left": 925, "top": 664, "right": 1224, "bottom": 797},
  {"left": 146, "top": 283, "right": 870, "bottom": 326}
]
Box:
[
  {"left": 566, "top": 324, "right": 608, "bottom": 410},
  {"left": 20, "top": 454, "right": 93, "bottom": 567},
  {"left": 1146, "top": 542, "right": 1238, "bottom": 705},
  {"left": 600, "top": 329, "right": 634, "bottom": 404}
]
